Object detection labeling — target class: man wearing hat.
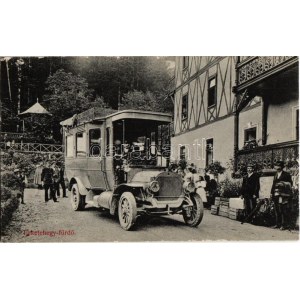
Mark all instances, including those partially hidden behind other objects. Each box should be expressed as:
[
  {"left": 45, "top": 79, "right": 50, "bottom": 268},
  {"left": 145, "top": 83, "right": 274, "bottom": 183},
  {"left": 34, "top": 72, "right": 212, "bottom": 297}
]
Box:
[
  {"left": 270, "top": 160, "right": 293, "bottom": 229},
  {"left": 240, "top": 163, "right": 260, "bottom": 217},
  {"left": 41, "top": 161, "right": 58, "bottom": 203}
]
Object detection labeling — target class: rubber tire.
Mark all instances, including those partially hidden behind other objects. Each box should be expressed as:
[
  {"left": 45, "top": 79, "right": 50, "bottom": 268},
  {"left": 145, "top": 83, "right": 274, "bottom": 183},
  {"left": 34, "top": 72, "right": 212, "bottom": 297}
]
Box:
[
  {"left": 70, "top": 184, "right": 85, "bottom": 211},
  {"left": 183, "top": 193, "right": 204, "bottom": 227},
  {"left": 118, "top": 192, "right": 137, "bottom": 231}
]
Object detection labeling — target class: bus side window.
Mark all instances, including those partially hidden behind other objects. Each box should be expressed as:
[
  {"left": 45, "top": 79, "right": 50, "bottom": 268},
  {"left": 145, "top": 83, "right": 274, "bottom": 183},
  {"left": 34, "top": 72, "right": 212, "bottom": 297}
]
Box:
[
  {"left": 76, "top": 132, "right": 87, "bottom": 157},
  {"left": 66, "top": 135, "right": 74, "bottom": 157},
  {"left": 89, "top": 128, "right": 101, "bottom": 157}
]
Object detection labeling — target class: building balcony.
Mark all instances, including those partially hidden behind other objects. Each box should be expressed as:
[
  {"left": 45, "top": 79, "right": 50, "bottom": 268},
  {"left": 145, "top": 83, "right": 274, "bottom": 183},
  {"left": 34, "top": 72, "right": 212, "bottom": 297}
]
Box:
[
  {"left": 235, "top": 56, "right": 298, "bottom": 93},
  {"left": 236, "top": 140, "right": 299, "bottom": 170}
]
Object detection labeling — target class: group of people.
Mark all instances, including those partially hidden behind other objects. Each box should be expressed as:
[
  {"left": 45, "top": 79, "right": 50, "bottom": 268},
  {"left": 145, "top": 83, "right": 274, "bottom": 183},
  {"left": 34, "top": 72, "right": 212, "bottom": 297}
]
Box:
[
  {"left": 34, "top": 161, "right": 67, "bottom": 203},
  {"left": 240, "top": 160, "right": 294, "bottom": 230},
  {"left": 171, "top": 160, "right": 295, "bottom": 230},
  {"left": 171, "top": 163, "right": 218, "bottom": 206}
]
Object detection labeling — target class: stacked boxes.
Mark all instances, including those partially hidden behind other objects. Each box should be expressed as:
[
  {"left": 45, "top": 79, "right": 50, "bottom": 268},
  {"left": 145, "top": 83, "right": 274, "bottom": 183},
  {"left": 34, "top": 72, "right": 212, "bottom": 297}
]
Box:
[
  {"left": 211, "top": 197, "right": 221, "bottom": 215},
  {"left": 229, "top": 198, "right": 245, "bottom": 220},
  {"left": 211, "top": 196, "right": 246, "bottom": 221},
  {"left": 214, "top": 197, "right": 221, "bottom": 207},
  {"left": 219, "top": 198, "right": 229, "bottom": 217},
  {"left": 211, "top": 205, "right": 219, "bottom": 215},
  {"left": 229, "top": 208, "right": 244, "bottom": 220},
  {"left": 228, "top": 197, "right": 245, "bottom": 220}
]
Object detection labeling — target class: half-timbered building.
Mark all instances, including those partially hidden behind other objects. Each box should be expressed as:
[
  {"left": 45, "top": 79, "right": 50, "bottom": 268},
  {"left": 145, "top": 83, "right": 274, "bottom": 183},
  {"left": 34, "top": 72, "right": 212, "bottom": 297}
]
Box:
[{"left": 169, "top": 56, "right": 299, "bottom": 176}]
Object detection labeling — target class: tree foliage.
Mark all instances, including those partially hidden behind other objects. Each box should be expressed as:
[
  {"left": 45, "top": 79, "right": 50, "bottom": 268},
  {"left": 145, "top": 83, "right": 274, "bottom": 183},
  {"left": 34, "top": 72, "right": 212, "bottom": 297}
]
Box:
[
  {"left": 1, "top": 56, "right": 174, "bottom": 141},
  {"left": 43, "top": 69, "right": 106, "bottom": 141},
  {"left": 120, "top": 90, "right": 172, "bottom": 113}
]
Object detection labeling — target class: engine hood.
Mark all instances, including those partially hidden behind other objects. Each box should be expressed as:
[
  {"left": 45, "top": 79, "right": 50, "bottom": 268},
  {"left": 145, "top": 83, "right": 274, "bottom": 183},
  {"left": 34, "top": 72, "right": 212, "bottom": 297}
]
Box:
[{"left": 130, "top": 170, "right": 163, "bottom": 184}]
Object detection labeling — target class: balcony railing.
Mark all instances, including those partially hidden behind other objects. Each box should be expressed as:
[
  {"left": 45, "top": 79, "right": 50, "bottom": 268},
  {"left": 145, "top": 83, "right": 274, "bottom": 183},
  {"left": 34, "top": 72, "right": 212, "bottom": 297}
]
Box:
[
  {"left": 237, "top": 140, "right": 299, "bottom": 170},
  {"left": 0, "top": 142, "right": 63, "bottom": 154},
  {"left": 236, "top": 56, "right": 298, "bottom": 91},
  {"left": 1, "top": 132, "right": 26, "bottom": 141}
]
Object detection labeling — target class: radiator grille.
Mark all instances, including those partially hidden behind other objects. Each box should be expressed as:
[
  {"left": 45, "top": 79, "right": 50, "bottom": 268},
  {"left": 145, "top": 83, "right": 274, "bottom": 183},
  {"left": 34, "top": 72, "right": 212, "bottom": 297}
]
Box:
[{"left": 156, "top": 172, "right": 183, "bottom": 200}]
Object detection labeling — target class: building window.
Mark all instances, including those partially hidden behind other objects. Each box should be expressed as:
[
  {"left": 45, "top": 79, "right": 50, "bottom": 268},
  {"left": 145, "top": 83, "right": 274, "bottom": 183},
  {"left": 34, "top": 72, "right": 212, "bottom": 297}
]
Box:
[
  {"left": 182, "top": 94, "right": 188, "bottom": 120},
  {"left": 183, "top": 56, "right": 189, "bottom": 69},
  {"left": 206, "top": 138, "right": 213, "bottom": 167},
  {"left": 76, "top": 132, "right": 86, "bottom": 157},
  {"left": 208, "top": 76, "right": 217, "bottom": 107},
  {"left": 180, "top": 146, "right": 186, "bottom": 160},
  {"left": 244, "top": 127, "right": 257, "bottom": 149},
  {"left": 244, "top": 127, "right": 257, "bottom": 143},
  {"left": 89, "top": 128, "right": 101, "bottom": 157}
]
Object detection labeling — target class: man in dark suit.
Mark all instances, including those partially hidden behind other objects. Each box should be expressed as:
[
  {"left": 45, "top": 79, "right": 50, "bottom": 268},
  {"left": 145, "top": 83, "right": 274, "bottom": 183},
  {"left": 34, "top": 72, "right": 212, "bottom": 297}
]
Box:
[
  {"left": 41, "top": 161, "right": 58, "bottom": 203},
  {"left": 55, "top": 162, "right": 67, "bottom": 198},
  {"left": 240, "top": 163, "right": 260, "bottom": 217},
  {"left": 270, "top": 161, "right": 293, "bottom": 230}
]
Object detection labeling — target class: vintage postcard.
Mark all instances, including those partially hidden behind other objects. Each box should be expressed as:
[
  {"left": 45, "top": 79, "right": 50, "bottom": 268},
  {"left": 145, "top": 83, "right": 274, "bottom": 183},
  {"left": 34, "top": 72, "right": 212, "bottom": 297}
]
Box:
[{"left": 1, "top": 56, "right": 299, "bottom": 242}]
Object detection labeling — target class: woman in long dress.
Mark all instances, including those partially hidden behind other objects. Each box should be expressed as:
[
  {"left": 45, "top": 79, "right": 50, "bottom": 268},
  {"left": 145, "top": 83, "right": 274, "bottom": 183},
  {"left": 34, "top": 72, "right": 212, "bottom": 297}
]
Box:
[
  {"left": 34, "top": 162, "right": 44, "bottom": 189},
  {"left": 194, "top": 175, "right": 207, "bottom": 203}
]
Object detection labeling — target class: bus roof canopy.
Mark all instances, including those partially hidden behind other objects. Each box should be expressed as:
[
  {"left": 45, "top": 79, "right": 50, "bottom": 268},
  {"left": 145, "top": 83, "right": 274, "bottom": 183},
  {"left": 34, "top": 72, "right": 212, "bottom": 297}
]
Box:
[{"left": 60, "top": 108, "right": 172, "bottom": 127}]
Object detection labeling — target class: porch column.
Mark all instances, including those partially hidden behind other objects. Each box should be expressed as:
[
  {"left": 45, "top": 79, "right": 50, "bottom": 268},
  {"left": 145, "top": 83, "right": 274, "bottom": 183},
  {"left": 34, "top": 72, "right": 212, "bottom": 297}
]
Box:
[
  {"left": 233, "top": 109, "right": 239, "bottom": 172},
  {"left": 261, "top": 97, "right": 268, "bottom": 146},
  {"left": 233, "top": 56, "right": 240, "bottom": 172}
]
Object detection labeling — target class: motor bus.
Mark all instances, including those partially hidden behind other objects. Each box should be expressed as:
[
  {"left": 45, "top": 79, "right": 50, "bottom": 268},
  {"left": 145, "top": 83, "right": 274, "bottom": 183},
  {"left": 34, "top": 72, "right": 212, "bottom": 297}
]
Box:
[{"left": 61, "top": 107, "right": 203, "bottom": 230}]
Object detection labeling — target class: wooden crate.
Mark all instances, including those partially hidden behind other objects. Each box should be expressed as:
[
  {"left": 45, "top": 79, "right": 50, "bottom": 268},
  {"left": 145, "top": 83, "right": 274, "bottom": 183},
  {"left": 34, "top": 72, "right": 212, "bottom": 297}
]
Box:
[
  {"left": 211, "top": 205, "right": 219, "bottom": 215},
  {"left": 220, "top": 201, "right": 229, "bottom": 207},
  {"left": 214, "top": 197, "right": 221, "bottom": 207},
  {"left": 229, "top": 208, "right": 245, "bottom": 220},
  {"left": 220, "top": 197, "right": 229, "bottom": 202},
  {"left": 219, "top": 211, "right": 229, "bottom": 218},
  {"left": 219, "top": 206, "right": 229, "bottom": 217},
  {"left": 220, "top": 197, "right": 229, "bottom": 207}
]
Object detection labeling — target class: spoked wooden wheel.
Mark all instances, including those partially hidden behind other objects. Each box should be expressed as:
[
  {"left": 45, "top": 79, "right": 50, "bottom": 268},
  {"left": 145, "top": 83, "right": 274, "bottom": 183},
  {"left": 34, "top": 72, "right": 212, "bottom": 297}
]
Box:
[
  {"left": 183, "top": 193, "right": 204, "bottom": 227},
  {"left": 70, "top": 184, "right": 85, "bottom": 211},
  {"left": 118, "top": 192, "right": 137, "bottom": 230}
]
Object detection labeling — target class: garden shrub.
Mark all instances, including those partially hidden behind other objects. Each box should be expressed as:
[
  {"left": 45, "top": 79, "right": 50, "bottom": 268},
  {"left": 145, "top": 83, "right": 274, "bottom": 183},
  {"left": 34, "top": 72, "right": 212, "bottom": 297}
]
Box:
[
  {"left": 218, "top": 177, "right": 242, "bottom": 198},
  {"left": 0, "top": 194, "right": 20, "bottom": 232},
  {"left": 1, "top": 172, "right": 21, "bottom": 190},
  {"left": 1, "top": 186, "right": 12, "bottom": 202}
]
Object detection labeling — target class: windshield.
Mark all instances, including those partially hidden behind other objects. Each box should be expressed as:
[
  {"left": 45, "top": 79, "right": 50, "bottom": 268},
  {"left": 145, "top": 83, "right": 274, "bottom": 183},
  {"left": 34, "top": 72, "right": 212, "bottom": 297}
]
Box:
[{"left": 113, "top": 118, "right": 170, "bottom": 168}]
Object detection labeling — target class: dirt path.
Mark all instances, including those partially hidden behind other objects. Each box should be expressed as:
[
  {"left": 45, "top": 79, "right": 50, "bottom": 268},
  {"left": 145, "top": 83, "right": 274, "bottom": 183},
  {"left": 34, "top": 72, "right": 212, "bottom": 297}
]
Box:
[{"left": 1, "top": 188, "right": 299, "bottom": 242}]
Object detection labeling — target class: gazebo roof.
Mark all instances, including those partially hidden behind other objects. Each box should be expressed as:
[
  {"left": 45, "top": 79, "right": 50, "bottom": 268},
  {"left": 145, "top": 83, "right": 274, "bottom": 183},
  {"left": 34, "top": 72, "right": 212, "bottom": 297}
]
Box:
[{"left": 19, "top": 101, "right": 52, "bottom": 116}]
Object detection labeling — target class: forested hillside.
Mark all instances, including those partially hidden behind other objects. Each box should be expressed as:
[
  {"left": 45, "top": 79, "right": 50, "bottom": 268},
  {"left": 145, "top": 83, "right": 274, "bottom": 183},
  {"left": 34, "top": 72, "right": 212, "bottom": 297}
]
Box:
[{"left": 0, "top": 56, "right": 174, "bottom": 142}]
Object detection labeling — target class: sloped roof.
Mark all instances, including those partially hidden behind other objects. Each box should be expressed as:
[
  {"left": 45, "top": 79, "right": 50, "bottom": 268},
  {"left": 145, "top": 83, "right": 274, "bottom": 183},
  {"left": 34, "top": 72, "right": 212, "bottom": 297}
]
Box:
[{"left": 19, "top": 102, "right": 52, "bottom": 116}]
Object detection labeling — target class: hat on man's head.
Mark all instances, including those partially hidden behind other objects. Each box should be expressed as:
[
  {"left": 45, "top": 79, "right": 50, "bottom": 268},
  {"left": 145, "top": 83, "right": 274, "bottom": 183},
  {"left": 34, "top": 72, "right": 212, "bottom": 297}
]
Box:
[
  {"left": 247, "top": 162, "right": 255, "bottom": 168},
  {"left": 274, "top": 160, "right": 285, "bottom": 168}
]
